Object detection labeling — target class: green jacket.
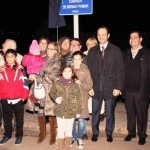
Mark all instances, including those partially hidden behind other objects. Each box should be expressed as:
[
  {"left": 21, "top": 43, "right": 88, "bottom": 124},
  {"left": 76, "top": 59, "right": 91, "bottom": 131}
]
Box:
[{"left": 49, "top": 80, "right": 82, "bottom": 119}]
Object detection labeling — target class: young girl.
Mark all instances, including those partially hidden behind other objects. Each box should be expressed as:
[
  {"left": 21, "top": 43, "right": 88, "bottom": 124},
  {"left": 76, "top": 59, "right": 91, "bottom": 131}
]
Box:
[
  {"left": 49, "top": 66, "right": 82, "bottom": 150},
  {"left": 71, "top": 51, "right": 93, "bottom": 149},
  {"left": 22, "top": 39, "right": 46, "bottom": 75}
]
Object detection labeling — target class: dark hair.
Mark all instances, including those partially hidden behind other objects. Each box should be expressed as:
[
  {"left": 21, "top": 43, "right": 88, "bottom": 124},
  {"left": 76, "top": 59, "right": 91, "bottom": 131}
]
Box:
[
  {"left": 5, "top": 49, "right": 17, "bottom": 58},
  {"left": 129, "top": 30, "right": 143, "bottom": 38},
  {"left": 60, "top": 65, "right": 78, "bottom": 80},
  {"left": 70, "top": 38, "right": 82, "bottom": 46},
  {"left": 97, "top": 26, "right": 110, "bottom": 34},
  {"left": 58, "top": 36, "right": 71, "bottom": 46},
  {"left": 38, "top": 37, "right": 50, "bottom": 44},
  {"left": 72, "top": 51, "right": 83, "bottom": 59}
]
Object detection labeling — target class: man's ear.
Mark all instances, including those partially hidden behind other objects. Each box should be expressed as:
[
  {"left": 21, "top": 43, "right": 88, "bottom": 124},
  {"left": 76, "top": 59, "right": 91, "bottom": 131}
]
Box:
[{"left": 79, "top": 45, "right": 82, "bottom": 50}]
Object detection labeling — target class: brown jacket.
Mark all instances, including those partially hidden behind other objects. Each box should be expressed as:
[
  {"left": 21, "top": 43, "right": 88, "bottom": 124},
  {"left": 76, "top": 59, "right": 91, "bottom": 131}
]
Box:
[
  {"left": 73, "top": 64, "right": 93, "bottom": 118},
  {"left": 36, "top": 56, "right": 61, "bottom": 116}
]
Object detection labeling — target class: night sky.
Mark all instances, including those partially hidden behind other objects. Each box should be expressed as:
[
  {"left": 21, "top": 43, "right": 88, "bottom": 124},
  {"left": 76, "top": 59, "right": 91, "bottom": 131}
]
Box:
[{"left": 0, "top": 0, "right": 150, "bottom": 52}]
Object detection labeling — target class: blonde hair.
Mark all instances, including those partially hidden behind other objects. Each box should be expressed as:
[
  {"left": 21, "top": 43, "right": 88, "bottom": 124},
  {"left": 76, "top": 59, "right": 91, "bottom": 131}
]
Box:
[{"left": 86, "top": 37, "right": 98, "bottom": 47}]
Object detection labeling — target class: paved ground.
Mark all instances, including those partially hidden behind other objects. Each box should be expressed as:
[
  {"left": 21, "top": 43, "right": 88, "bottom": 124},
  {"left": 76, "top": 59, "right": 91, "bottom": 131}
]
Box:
[
  {"left": 0, "top": 134, "right": 150, "bottom": 150},
  {"left": 22, "top": 101, "right": 150, "bottom": 136},
  {"left": 0, "top": 101, "right": 150, "bottom": 150}
]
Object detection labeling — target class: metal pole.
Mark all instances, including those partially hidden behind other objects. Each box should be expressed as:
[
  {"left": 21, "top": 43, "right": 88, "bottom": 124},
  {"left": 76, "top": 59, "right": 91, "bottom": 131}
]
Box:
[{"left": 73, "top": 15, "right": 79, "bottom": 38}]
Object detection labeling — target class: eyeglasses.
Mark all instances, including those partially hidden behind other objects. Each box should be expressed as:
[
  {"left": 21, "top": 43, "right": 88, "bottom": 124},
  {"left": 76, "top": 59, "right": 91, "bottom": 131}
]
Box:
[
  {"left": 70, "top": 44, "right": 80, "bottom": 47},
  {"left": 47, "top": 48, "right": 56, "bottom": 51}
]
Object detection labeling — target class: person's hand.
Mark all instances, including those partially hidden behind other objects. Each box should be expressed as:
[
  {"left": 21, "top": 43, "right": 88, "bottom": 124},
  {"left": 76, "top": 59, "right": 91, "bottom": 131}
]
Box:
[
  {"left": 75, "top": 79, "right": 81, "bottom": 85},
  {"left": 113, "top": 89, "right": 121, "bottom": 96},
  {"left": 76, "top": 114, "right": 81, "bottom": 118},
  {"left": 55, "top": 97, "right": 63, "bottom": 104},
  {"left": 88, "top": 89, "right": 95, "bottom": 96},
  {"left": 29, "top": 74, "right": 36, "bottom": 80},
  {"left": 18, "top": 65, "right": 24, "bottom": 70},
  {"left": 0, "top": 65, "right": 5, "bottom": 72}
]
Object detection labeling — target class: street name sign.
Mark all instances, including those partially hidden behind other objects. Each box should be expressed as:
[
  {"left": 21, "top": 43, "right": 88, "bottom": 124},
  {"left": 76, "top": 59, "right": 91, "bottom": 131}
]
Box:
[{"left": 59, "top": 0, "right": 93, "bottom": 15}]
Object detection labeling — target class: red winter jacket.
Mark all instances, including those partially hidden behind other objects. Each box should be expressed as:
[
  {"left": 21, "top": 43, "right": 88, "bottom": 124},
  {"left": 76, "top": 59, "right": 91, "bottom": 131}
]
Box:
[{"left": 0, "top": 63, "right": 29, "bottom": 100}]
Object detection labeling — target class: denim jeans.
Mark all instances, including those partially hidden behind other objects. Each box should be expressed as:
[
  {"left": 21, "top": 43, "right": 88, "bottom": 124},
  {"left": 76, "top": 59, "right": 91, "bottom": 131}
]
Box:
[
  {"left": 72, "top": 118, "right": 86, "bottom": 139},
  {"left": 83, "top": 120, "right": 87, "bottom": 134}
]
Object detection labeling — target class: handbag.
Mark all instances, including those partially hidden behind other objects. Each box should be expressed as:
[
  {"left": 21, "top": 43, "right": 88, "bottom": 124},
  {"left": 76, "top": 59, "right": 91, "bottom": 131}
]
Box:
[{"left": 34, "top": 79, "right": 46, "bottom": 99}]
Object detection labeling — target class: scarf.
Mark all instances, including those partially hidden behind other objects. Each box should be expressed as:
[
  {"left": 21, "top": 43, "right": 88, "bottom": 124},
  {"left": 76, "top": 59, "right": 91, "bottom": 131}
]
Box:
[{"left": 60, "top": 76, "right": 72, "bottom": 87}]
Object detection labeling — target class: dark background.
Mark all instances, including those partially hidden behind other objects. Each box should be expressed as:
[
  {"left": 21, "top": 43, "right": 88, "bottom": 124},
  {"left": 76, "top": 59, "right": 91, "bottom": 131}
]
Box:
[{"left": 0, "top": 0, "right": 150, "bottom": 54}]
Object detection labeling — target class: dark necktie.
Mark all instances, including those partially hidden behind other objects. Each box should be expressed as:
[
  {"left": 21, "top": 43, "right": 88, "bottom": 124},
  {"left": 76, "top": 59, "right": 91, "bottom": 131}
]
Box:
[{"left": 101, "top": 46, "right": 105, "bottom": 61}]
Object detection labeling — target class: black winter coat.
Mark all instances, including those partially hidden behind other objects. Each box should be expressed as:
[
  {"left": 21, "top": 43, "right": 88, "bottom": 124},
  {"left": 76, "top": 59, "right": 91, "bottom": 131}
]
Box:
[
  {"left": 87, "top": 42, "right": 124, "bottom": 100},
  {"left": 123, "top": 47, "right": 150, "bottom": 102}
]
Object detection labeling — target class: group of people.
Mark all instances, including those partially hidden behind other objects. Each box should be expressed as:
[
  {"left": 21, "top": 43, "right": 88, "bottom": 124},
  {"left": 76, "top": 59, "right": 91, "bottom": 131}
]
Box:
[{"left": 0, "top": 26, "right": 149, "bottom": 149}]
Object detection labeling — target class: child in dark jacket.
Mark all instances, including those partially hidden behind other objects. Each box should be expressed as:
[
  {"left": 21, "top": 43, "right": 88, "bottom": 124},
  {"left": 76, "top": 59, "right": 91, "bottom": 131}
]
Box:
[
  {"left": 49, "top": 66, "right": 82, "bottom": 150},
  {"left": 0, "top": 49, "right": 29, "bottom": 145}
]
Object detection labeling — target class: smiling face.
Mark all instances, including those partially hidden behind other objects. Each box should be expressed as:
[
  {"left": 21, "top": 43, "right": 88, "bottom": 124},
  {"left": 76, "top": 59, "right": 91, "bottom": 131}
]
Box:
[
  {"left": 72, "top": 54, "right": 83, "bottom": 69},
  {"left": 70, "top": 40, "right": 82, "bottom": 53},
  {"left": 97, "top": 27, "right": 110, "bottom": 45},
  {"left": 61, "top": 39, "right": 70, "bottom": 51},
  {"left": 62, "top": 67, "right": 73, "bottom": 79},
  {"left": 86, "top": 40, "right": 97, "bottom": 50},
  {"left": 129, "top": 32, "right": 142, "bottom": 49},
  {"left": 39, "top": 39, "right": 48, "bottom": 51},
  {"left": 6, "top": 53, "right": 16, "bottom": 65}
]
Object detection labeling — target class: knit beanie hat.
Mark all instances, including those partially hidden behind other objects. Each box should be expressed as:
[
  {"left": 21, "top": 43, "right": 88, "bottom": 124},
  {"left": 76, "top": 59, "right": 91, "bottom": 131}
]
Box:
[{"left": 29, "top": 40, "right": 40, "bottom": 54}]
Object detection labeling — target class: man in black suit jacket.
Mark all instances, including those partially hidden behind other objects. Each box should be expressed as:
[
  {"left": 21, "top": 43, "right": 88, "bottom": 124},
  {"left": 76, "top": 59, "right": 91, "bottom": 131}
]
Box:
[{"left": 87, "top": 26, "right": 124, "bottom": 142}]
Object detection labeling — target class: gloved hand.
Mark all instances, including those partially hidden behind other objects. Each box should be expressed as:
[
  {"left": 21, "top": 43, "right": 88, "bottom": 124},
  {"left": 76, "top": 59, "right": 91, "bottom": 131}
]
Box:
[
  {"left": 76, "top": 114, "right": 81, "bottom": 118},
  {"left": 55, "top": 97, "right": 63, "bottom": 104}
]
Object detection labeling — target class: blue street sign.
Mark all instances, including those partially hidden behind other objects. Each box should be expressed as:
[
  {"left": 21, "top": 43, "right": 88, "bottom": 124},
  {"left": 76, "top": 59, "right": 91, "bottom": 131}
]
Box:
[{"left": 59, "top": 0, "right": 93, "bottom": 15}]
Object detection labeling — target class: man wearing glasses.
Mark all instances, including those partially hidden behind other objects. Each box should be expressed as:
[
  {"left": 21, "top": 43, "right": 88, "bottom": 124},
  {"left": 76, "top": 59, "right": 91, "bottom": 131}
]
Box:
[{"left": 61, "top": 38, "right": 87, "bottom": 67}]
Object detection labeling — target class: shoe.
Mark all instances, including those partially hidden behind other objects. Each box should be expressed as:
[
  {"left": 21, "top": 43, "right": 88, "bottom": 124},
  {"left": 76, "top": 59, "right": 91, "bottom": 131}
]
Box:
[
  {"left": 0, "top": 136, "right": 11, "bottom": 145},
  {"left": 77, "top": 139, "right": 84, "bottom": 149},
  {"left": 70, "top": 138, "right": 76, "bottom": 146},
  {"left": 82, "top": 134, "right": 88, "bottom": 140},
  {"left": 138, "top": 137, "right": 146, "bottom": 145},
  {"left": 124, "top": 134, "right": 136, "bottom": 141},
  {"left": 91, "top": 135, "right": 98, "bottom": 142},
  {"left": 15, "top": 137, "right": 22, "bottom": 145},
  {"left": 107, "top": 135, "right": 113, "bottom": 142}
]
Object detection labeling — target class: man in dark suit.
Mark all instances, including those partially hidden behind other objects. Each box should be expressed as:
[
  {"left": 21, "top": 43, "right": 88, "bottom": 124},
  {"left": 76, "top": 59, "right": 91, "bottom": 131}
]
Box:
[
  {"left": 123, "top": 31, "right": 150, "bottom": 145},
  {"left": 87, "top": 26, "right": 124, "bottom": 142}
]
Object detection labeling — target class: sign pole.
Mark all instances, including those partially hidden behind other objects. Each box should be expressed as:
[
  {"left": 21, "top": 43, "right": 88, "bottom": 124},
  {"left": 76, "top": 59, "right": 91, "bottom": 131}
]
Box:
[
  {"left": 73, "top": 15, "right": 79, "bottom": 38},
  {"left": 59, "top": 0, "right": 93, "bottom": 38}
]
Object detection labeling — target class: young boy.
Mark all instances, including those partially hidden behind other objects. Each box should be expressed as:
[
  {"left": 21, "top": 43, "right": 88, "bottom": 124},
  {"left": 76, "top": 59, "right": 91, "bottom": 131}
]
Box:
[{"left": 0, "top": 49, "right": 29, "bottom": 145}]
